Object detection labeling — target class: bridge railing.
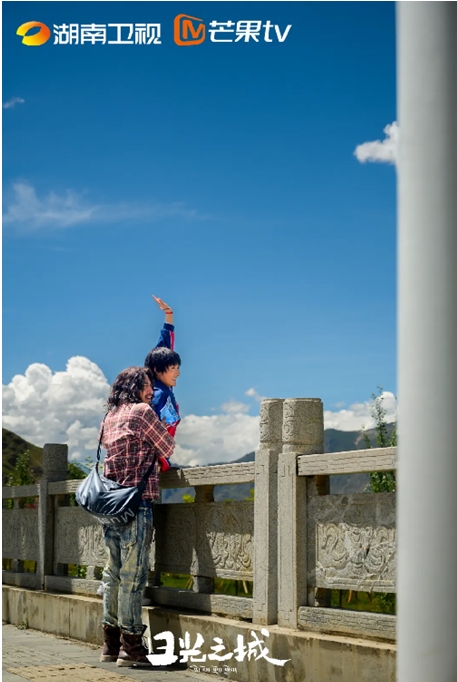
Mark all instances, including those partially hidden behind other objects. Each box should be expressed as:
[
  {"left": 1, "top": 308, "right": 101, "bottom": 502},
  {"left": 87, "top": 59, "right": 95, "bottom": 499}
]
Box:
[
  {"left": 278, "top": 443, "right": 396, "bottom": 641},
  {"left": 2, "top": 398, "right": 397, "bottom": 640}
]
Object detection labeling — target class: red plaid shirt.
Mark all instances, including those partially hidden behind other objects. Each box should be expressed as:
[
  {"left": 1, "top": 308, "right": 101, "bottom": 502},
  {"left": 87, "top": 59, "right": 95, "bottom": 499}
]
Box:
[{"left": 101, "top": 402, "right": 174, "bottom": 500}]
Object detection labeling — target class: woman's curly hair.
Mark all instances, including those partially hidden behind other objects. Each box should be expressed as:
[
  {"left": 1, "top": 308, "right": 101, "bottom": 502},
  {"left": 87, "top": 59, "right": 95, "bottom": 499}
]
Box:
[{"left": 107, "top": 366, "right": 152, "bottom": 410}]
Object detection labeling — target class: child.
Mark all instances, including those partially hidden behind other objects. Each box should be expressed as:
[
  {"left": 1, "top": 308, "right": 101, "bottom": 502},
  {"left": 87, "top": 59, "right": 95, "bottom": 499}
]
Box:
[{"left": 144, "top": 296, "right": 181, "bottom": 471}]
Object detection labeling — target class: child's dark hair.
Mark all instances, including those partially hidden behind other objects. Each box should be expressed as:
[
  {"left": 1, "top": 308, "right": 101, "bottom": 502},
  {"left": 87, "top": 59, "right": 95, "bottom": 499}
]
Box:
[{"left": 144, "top": 347, "right": 181, "bottom": 379}]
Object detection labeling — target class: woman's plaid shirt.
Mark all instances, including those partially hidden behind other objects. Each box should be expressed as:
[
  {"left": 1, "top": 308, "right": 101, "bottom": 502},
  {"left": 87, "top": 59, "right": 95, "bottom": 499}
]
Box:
[{"left": 101, "top": 402, "right": 174, "bottom": 500}]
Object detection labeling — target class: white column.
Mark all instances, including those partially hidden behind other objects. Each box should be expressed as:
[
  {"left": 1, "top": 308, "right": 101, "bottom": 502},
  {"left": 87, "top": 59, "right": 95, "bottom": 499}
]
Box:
[{"left": 397, "top": 4, "right": 457, "bottom": 681}]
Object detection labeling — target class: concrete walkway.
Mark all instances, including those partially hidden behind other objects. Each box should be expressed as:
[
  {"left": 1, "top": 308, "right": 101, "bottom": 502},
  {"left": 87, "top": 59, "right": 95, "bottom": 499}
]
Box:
[{"left": 2, "top": 625, "right": 217, "bottom": 682}]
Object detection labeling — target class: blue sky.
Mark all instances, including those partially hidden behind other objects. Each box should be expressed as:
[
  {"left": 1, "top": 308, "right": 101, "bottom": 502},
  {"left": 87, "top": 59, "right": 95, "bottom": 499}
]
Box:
[{"left": 3, "top": 2, "right": 397, "bottom": 460}]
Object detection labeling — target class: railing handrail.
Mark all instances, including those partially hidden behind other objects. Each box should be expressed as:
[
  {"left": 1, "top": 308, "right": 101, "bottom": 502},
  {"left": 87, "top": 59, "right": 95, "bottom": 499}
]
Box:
[
  {"left": 159, "top": 461, "right": 255, "bottom": 488},
  {"left": 297, "top": 446, "right": 396, "bottom": 476},
  {"left": 2, "top": 484, "right": 40, "bottom": 499},
  {"left": 3, "top": 446, "right": 397, "bottom": 497}
]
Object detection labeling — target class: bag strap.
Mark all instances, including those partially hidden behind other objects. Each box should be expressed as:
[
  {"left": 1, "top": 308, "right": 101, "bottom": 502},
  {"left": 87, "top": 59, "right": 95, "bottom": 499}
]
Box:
[
  {"left": 139, "top": 451, "right": 159, "bottom": 489},
  {"left": 96, "top": 414, "right": 107, "bottom": 469}
]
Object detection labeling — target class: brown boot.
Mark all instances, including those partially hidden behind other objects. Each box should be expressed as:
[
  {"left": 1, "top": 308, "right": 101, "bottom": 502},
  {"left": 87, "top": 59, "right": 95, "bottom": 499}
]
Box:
[
  {"left": 100, "top": 625, "right": 121, "bottom": 662},
  {"left": 116, "top": 631, "right": 151, "bottom": 668}
]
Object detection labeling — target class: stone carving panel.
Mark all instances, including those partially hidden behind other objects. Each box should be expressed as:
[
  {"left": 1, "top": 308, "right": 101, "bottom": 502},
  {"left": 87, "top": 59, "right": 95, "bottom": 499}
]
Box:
[
  {"left": 2, "top": 510, "right": 39, "bottom": 560},
  {"left": 152, "top": 503, "right": 196, "bottom": 574},
  {"left": 54, "top": 508, "right": 107, "bottom": 566},
  {"left": 197, "top": 502, "right": 253, "bottom": 579},
  {"left": 308, "top": 492, "right": 396, "bottom": 592},
  {"left": 153, "top": 501, "right": 253, "bottom": 580}
]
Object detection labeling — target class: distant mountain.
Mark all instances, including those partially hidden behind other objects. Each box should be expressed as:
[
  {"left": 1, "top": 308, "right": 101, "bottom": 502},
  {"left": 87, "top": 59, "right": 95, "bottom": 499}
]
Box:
[
  {"left": 162, "top": 423, "right": 396, "bottom": 502},
  {"left": 3, "top": 423, "right": 394, "bottom": 497},
  {"left": 2, "top": 428, "right": 86, "bottom": 485},
  {"left": 325, "top": 424, "right": 395, "bottom": 494}
]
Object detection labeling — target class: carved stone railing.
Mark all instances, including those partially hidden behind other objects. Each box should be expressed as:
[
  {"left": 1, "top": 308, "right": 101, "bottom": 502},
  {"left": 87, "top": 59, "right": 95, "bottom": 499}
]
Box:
[
  {"left": 277, "top": 400, "right": 397, "bottom": 641},
  {"left": 2, "top": 484, "right": 40, "bottom": 589},
  {"left": 3, "top": 398, "right": 398, "bottom": 642}
]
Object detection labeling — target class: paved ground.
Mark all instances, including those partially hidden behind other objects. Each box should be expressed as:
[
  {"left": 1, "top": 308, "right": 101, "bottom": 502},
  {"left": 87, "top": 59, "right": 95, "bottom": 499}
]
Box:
[{"left": 2, "top": 625, "right": 219, "bottom": 682}]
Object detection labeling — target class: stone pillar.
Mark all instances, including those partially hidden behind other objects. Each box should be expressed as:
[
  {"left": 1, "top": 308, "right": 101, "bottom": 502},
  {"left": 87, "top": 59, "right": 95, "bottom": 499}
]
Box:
[
  {"left": 37, "top": 444, "right": 68, "bottom": 590},
  {"left": 277, "top": 399, "right": 324, "bottom": 628},
  {"left": 252, "top": 399, "right": 284, "bottom": 624},
  {"left": 193, "top": 485, "right": 215, "bottom": 594},
  {"left": 194, "top": 485, "right": 215, "bottom": 503},
  {"left": 397, "top": 4, "right": 457, "bottom": 681}
]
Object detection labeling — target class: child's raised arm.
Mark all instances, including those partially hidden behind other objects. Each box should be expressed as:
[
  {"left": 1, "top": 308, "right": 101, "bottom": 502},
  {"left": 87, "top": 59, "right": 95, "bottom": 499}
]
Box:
[
  {"left": 152, "top": 295, "right": 174, "bottom": 326},
  {"left": 152, "top": 295, "right": 175, "bottom": 350}
]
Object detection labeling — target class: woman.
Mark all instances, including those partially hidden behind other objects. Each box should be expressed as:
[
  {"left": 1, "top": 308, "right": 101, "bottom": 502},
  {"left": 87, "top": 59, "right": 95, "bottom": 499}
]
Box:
[{"left": 99, "top": 366, "right": 174, "bottom": 668}]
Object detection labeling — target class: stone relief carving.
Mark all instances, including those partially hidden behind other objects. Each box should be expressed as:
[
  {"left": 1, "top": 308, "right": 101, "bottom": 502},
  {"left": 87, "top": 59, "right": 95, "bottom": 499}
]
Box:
[
  {"left": 259, "top": 399, "right": 283, "bottom": 445},
  {"left": 307, "top": 492, "right": 396, "bottom": 592},
  {"left": 153, "top": 502, "right": 253, "bottom": 580},
  {"left": 54, "top": 508, "right": 107, "bottom": 566},
  {"left": 2, "top": 510, "right": 39, "bottom": 560},
  {"left": 282, "top": 399, "right": 323, "bottom": 453},
  {"left": 152, "top": 504, "right": 196, "bottom": 573},
  {"left": 196, "top": 503, "right": 253, "bottom": 579},
  {"left": 315, "top": 522, "right": 396, "bottom": 590}
]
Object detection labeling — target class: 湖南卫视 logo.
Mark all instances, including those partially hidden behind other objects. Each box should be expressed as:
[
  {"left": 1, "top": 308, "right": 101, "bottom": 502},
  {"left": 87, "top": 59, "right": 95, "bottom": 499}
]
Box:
[{"left": 17, "top": 21, "right": 51, "bottom": 46}]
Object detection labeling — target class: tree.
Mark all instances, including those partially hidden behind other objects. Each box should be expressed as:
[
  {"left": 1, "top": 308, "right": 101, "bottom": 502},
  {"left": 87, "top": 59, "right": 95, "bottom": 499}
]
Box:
[
  {"left": 362, "top": 387, "right": 396, "bottom": 493},
  {"left": 6, "top": 450, "right": 37, "bottom": 509},
  {"left": 360, "top": 387, "right": 397, "bottom": 614},
  {"left": 67, "top": 462, "right": 87, "bottom": 479}
]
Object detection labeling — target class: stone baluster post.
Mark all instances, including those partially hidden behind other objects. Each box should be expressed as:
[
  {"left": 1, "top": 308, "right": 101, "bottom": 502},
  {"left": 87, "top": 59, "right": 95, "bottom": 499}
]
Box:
[
  {"left": 277, "top": 398, "right": 324, "bottom": 628},
  {"left": 193, "top": 484, "right": 215, "bottom": 593},
  {"left": 252, "top": 398, "right": 284, "bottom": 624},
  {"left": 37, "top": 444, "right": 68, "bottom": 590}
]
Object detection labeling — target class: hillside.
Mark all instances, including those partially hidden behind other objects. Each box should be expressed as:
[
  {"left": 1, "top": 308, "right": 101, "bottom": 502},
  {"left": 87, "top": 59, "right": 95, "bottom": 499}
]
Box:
[
  {"left": 2, "top": 428, "right": 43, "bottom": 485},
  {"left": 162, "top": 423, "right": 396, "bottom": 502},
  {"left": 2, "top": 428, "right": 86, "bottom": 485},
  {"left": 3, "top": 423, "right": 395, "bottom": 496}
]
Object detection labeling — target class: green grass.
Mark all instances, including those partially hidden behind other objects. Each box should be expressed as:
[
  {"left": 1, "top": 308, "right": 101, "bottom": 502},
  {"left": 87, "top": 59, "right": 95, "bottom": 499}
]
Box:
[
  {"left": 331, "top": 589, "right": 396, "bottom": 615},
  {"left": 2, "top": 559, "right": 36, "bottom": 573},
  {"left": 67, "top": 564, "right": 87, "bottom": 578},
  {"left": 159, "top": 573, "right": 253, "bottom": 597}
]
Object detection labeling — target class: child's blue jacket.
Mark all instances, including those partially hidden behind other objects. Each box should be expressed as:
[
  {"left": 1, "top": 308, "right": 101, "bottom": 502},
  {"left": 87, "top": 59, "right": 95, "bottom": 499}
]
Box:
[{"left": 150, "top": 323, "right": 181, "bottom": 438}]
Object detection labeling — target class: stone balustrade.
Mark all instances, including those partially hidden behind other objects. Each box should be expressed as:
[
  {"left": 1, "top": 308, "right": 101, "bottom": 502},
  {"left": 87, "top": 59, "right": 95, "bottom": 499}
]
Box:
[{"left": 2, "top": 398, "right": 397, "bottom": 642}]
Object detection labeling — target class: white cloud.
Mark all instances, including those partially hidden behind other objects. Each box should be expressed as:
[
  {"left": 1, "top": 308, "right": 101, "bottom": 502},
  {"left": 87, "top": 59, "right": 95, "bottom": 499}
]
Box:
[
  {"left": 354, "top": 121, "right": 398, "bottom": 165},
  {"left": 324, "top": 391, "right": 396, "bottom": 432},
  {"left": 3, "top": 97, "right": 25, "bottom": 109},
  {"left": 245, "top": 387, "right": 266, "bottom": 402},
  {"left": 2, "top": 357, "right": 395, "bottom": 467},
  {"left": 3, "top": 182, "right": 204, "bottom": 232},
  {"left": 2, "top": 358, "right": 110, "bottom": 461},
  {"left": 3, "top": 183, "right": 98, "bottom": 229},
  {"left": 2, "top": 358, "right": 260, "bottom": 467},
  {"left": 173, "top": 413, "right": 259, "bottom": 467},
  {"left": 220, "top": 400, "right": 251, "bottom": 415}
]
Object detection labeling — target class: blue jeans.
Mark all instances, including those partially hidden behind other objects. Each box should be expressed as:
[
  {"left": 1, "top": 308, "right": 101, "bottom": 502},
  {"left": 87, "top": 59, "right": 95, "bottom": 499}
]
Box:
[{"left": 102, "top": 500, "right": 153, "bottom": 635}]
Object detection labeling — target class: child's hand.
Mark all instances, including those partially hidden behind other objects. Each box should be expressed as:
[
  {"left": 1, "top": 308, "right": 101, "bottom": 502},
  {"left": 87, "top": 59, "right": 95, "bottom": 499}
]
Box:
[{"left": 152, "top": 295, "right": 172, "bottom": 313}]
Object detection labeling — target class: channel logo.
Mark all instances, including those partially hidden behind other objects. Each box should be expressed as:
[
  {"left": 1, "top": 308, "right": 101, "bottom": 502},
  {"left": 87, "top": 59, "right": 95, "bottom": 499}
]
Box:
[
  {"left": 17, "top": 21, "right": 51, "bottom": 46},
  {"left": 174, "top": 14, "right": 205, "bottom": 46}
]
